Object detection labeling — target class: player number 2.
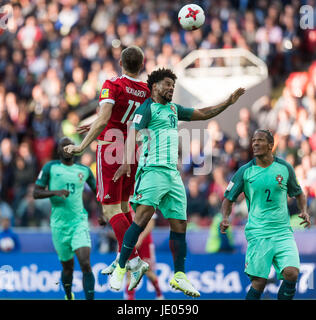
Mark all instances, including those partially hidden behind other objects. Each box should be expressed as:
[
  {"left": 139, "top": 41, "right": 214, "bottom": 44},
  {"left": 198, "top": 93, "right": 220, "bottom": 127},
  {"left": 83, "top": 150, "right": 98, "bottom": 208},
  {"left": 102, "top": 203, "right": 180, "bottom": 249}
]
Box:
[
  {"left": 120, "top": 100, "right": 141, "bottom": 124},
  {"left": 265, "top": 189, "right": 272, "bottom": 202}
]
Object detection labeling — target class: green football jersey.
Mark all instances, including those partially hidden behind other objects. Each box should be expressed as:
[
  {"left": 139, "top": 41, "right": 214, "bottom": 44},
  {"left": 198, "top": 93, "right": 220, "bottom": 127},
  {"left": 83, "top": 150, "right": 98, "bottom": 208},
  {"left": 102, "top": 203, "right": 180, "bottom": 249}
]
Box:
[
  {"left": 131, "top": 98, "right": 194, "bottom": 170},
  {"left": 224, "top": 157, "right": 302, "bottom": 240},
  {"left": 35, "top": 160, "right": 96, "bottom": 228}
]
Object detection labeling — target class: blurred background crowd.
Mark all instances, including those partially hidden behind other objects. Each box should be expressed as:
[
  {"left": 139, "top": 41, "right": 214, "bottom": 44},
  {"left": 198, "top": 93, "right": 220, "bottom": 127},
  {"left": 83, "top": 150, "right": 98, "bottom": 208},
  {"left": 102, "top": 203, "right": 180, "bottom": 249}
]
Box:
[{"left": 0, "top": 0, "right": 315, "bottom": 234}]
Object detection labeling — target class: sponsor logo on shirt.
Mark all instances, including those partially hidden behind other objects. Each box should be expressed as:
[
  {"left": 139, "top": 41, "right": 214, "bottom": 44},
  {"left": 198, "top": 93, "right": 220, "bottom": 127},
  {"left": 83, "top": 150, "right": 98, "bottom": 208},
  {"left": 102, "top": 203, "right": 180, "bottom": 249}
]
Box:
[
  {"left": 125, "top": 86, "right": 146, "bottom": 97},
  {"left": 226, "top": 181, "right": 234, "bottom": 191},
  {"left": 101, "top": 89, "right": 109, "bottom": 98},
  {"left": 133, "top": 114, "right": 143, "bottom": 124}
]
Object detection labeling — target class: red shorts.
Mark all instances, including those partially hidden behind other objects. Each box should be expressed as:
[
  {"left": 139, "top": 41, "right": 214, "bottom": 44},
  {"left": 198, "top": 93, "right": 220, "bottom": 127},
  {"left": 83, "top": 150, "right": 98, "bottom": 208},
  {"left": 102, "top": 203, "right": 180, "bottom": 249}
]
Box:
[{"left": 96, "top": 143, "right": 137, "bottom": 204}]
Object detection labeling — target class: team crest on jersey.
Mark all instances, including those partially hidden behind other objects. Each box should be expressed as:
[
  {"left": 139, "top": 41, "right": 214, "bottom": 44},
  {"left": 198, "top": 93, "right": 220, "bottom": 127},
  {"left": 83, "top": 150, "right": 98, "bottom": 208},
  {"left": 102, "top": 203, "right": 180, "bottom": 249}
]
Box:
[
  {"left": 101, "top": 88, "right": 109, "bottom": 98},
  {"left": 276, "top": 174, "right": 283, "bottom": 185},
  {"left": 78, "top": 172, "right": 84, "bottom": 182},
  {"left": 170, "top": 105, "right": 177, "bottom": 115},
  {"left": 136, "top": 193, "right": 142, "bottom": 200}
]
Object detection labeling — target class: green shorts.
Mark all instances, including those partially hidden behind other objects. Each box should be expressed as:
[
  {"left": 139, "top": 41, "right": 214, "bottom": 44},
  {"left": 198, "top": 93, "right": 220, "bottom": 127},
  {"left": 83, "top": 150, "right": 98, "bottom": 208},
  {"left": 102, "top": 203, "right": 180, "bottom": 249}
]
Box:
[
  {"left": 51, "top": 222, "right": 91, "bottom": 262},
  {"left": 130, "top": 167, "right": 187, "bottom": 220},
  {"left": 245, "top": 234, "right": 300, "bottom": 280}
]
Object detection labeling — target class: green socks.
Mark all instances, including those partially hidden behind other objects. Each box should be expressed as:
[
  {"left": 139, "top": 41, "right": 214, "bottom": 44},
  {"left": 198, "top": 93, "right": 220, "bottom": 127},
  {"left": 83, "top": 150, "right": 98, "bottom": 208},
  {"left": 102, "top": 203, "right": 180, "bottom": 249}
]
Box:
[
  {"left": 246, "top": 280, "right": 296, "bottom": 300},
  {"left": 119, "top": 222, "right": 144, "bottom": 268},
  {"left": 61, "top": 271, "right": 73, "bottom": 300},
  {"left": 277, "top": 280, "right": 296, "bottom": 300},
  {"left": 246, "top": 286, "right": 262, "bottom": 300},
  {"left": 169, "top": 231, "right": 187, "bottom": 273},
  {"left": 83, "top": 271, "right": 95, "bottom": 300}
]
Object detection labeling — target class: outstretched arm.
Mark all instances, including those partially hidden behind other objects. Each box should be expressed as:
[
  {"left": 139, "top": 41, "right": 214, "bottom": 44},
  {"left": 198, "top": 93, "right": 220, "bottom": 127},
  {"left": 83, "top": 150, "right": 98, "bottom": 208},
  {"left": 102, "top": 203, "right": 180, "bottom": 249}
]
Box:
[
  {"left": 64, "top": 102, "right": 113, "bottom": 155},
  {"left": 190, "top": 88, "right": 245, "bottom": 121}
]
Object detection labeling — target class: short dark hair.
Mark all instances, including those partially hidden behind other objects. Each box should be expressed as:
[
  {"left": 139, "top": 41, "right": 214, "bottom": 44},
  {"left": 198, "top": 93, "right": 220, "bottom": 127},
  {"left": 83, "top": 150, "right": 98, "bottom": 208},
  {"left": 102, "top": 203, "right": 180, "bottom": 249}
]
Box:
[
  {"left": 147, "top": 68, "right": 177, "bottom": 91},
  {"left": 254, "top": 129, "right": 274, "bottom": 144},
  {"left": 121, "top": 46, "right": 144, "bottom": 74}
]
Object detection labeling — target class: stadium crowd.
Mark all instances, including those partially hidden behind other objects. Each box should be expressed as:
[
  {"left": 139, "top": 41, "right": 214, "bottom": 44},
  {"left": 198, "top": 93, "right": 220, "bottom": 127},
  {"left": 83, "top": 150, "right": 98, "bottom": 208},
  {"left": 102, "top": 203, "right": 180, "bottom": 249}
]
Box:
[{"left": 0, "top": 0, "right": 315, "bottom": 229}]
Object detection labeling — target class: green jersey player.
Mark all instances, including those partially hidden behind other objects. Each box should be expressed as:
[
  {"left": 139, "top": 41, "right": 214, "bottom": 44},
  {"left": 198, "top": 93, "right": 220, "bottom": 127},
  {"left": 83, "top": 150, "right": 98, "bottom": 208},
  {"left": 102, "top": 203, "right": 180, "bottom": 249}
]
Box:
[
  {"left": 110, "top": 68, "right": 245, "bottom": 297},
  {"left": 34, "top": 137, "right": 102, "bottom": 300},
  {"left": 221, "top": 130, "right": 311, "bottom": 300}
]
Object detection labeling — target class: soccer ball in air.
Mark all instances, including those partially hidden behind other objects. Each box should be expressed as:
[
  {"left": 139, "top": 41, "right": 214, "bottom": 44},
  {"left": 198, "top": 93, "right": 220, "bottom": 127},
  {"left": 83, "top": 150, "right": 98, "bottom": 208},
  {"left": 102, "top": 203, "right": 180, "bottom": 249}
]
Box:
[{"left": 178, "top": 4, "right": 205, "bottom": 31}]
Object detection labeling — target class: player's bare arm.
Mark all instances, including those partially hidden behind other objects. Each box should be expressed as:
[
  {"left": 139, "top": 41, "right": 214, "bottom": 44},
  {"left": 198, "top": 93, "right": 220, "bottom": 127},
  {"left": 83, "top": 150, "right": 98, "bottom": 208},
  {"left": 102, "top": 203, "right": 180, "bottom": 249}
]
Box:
[
  {"left": 76, "top": 123, "right": 91, "bottom": 134},
  {"left": 190, "top": 87, "right": 245, "bottom": 121},
  {"left": 33, "top": 185, "right": 70, "bottom": 199},
  {"left": 220, "top": 197, "right": 234, "bottom": 234},
  {"left": 295, "top": 192, "right": 311, "bottom": 228},
  {"left": 112, "top": 127, "right": 138, "bottom": 182},
  {"left": 63, "top": 102, "right": 114, "bottom": 155}
]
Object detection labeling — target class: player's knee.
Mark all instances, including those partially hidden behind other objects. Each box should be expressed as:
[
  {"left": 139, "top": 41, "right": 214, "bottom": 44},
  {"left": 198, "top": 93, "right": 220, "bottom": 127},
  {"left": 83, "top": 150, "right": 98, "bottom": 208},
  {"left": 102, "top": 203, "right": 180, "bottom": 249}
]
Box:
[
  {"left": 102, "top": 204, "right": 122, "bottom": 220},
  {"left": 282, "top": 267, "right": 299, "bottom": 282},
  {"left": 134, "top": 206, "right": 155, "bottom": 228},
  {"left": 251, "top": 277, "right": 267, "bottom": 292},
  {"left": 169, "top": 219, "right": 187, "bottom": 233},
  {"left": 80, "top": 260, "right": 92, "bottom": 273},
  {"left": 62, "top": 265, "right": 74, "bottom": 275}
]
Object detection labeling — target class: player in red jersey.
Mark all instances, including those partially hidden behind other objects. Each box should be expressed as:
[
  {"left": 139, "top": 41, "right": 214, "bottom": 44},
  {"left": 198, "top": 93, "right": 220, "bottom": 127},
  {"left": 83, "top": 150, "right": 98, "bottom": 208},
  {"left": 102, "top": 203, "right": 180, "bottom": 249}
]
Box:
[{"left": 64, "top": 46, "right": 151, "bottom": 290}]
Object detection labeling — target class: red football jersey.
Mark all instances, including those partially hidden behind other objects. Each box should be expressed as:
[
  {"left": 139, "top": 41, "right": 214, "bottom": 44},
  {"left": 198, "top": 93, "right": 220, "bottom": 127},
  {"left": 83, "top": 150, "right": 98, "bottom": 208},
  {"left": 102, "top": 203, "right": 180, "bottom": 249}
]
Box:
[{"left": 97, "top": 75, "right": 151, "bottom": 142}]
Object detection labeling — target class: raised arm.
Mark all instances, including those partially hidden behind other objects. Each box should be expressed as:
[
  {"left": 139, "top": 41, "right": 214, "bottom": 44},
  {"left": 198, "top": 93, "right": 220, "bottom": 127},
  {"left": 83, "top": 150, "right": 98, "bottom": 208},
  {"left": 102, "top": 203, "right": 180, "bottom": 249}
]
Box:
[
  {"left": 64, "top": 102, "right": 114, "bottom": 155},
  {"left": 190, "top": 88, "right": 245, "bottom": 121}
]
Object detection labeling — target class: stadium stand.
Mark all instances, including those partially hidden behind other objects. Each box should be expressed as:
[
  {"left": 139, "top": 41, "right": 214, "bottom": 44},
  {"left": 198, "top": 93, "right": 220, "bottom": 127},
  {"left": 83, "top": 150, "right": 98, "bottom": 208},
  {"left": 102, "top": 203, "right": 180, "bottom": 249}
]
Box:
[{"left": 0, "top": 0, "right": 315, "bottom": 236}]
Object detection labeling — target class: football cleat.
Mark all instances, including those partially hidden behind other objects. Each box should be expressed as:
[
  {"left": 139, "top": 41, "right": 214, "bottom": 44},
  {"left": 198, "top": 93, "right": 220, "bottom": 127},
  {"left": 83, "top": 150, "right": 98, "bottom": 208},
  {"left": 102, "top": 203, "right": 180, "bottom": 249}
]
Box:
[
  {"left": 101, "top": 257, "right": 118, "bottom": 275},
  {"left": 128, "top": 258, "right": 149, "bottom": 291},
  {"left": 170, "top": 272, "right": 200, "bottom": 298},
  {"left": 64, "top": 292, "right": 75, "bottom": 300},
  {"left": 109, "top": 264, "right": 126, "bottom": 291}
]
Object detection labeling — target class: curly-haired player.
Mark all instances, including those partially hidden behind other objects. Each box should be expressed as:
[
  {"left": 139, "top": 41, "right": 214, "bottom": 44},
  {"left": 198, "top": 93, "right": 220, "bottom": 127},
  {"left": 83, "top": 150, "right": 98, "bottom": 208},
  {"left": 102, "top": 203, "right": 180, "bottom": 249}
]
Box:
[{"left": 111, "top": 68, "right": 245, "bottom": 297}]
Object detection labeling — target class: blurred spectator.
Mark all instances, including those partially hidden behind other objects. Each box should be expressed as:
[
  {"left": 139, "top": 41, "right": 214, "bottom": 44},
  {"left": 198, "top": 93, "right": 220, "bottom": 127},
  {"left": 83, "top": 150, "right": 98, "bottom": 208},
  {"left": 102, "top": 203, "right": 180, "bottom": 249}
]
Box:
[
  {"left": 207, "top": 192, "right": 221, "bottom": 218},
  {"left": 0, "top": 214, "right": 20, "bottom": 253},
  {"left": 205, "top": 212, "right": 234, "bottom": 253},
  {"left": 0, "top": 138, "right": 15, "bottom": 201},
  {"left": 0, "top": 0, "right": 314, "bottom": 228},
  {"left": 0, "top": 198, "right": 14, "bottom": 226},
  {"left": 61, "top": 111, "right": 82, "bottom": 145},
  {"left": 236, "top": 121, "right": 251, "bottom": 150},
  {"left": 208, "top": 166, "right": 228, "bottom": 200},
  {"left": 12, "top": 155, "right": 36, "bottom": 210},
  {"left": 238, "top": 107, "right": 258, "bottom": 136},
  {"left": 182, "top": 139, "right": 205, "bottom": 175},
  {"left": 186, "top": 177, "right": 208, "bottom": 220},
  {"left": 16, "top": 185, "right": 50, "bottom": 227}
]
